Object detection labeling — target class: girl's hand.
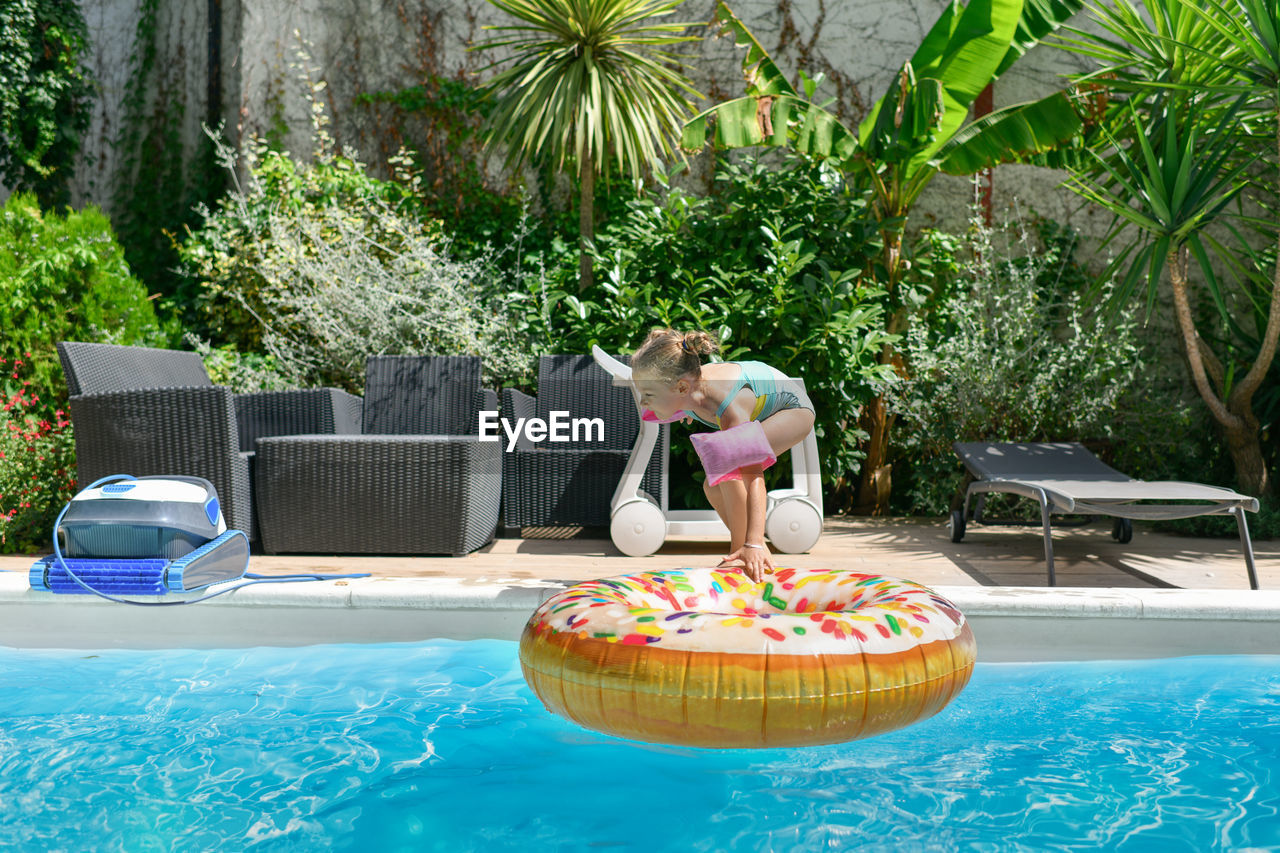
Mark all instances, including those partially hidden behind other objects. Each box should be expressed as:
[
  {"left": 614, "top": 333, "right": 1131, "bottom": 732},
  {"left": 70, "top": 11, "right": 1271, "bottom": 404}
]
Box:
[{"left": 724, "top": 543, "right": 773, "bottom": 584}]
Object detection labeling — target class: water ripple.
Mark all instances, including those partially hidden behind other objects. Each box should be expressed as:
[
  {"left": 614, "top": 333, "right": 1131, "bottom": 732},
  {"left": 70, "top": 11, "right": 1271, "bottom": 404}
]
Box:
[{"left": 0, "top": 646, "right": 1277, "bottom": 851}]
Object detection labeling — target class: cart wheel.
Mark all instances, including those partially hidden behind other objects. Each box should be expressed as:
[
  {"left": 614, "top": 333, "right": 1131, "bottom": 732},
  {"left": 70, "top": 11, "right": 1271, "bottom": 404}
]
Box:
[
  {"left": 611, "top": 500, "right": 666, "bottom": 557},
  {"left": 1112, "top": 518, "right": 1133, "bottom": 544},
  {"left": 950, "top": 509, "right": 966, "bottom": 543},
  {"left": 766, "top": 499, "right": 822, "bottom": 554}
]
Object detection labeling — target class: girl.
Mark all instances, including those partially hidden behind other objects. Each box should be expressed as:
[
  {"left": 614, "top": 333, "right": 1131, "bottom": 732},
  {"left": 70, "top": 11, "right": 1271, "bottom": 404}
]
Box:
[{"left": 631, "top": 328, "right": 815, "bottom": 583}]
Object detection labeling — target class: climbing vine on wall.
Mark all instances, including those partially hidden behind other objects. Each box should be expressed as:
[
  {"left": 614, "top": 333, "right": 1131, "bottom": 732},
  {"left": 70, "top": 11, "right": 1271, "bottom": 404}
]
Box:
[
  {"left": 111, "top": 0, "right": 225, "bottom": 314},
  {"left": 344, "top": 0, "right": 548, "bottom": 255},
  {"left": 772, "top": 0, "right": 865, "bottom": 126},
  {"left": 0, "top": 0, "right": 96, "bottom": 209}
]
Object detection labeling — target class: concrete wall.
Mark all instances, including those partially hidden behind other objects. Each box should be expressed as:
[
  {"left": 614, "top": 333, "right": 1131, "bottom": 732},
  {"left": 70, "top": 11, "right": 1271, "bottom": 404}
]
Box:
[{"left": 65, "top": 0, "right": 1104, "bottom": 242}]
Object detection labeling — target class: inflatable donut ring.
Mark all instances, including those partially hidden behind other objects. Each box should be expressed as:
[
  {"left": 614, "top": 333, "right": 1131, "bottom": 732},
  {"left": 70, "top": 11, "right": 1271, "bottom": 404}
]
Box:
[{"left": 520, "top": 568, "right": 977, "bottom": 748}]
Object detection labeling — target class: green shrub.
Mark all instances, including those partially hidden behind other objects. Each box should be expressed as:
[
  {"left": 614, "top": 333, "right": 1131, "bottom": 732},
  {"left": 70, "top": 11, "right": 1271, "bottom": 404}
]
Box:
[
  {"left": 180, "top": 132, "right": 531, "bottom": 392},
  {"left": 0, "top": 356, "right": 76, "bottom": 553},
  {"left": 515, "top": 153, "right": 897, "bottom": 509},
  {"left": 0, "top": 193, "right": 164, "bottom": 415},
  {"left": 178, "top": 130, "right": 423, "bottom": 348},
  {"left": 185, "top": 336, "right": 292, "bottom": 393},
  {"left": 1138, "top": 405, "right": 1280, "bottom": 540},
  {"left": 882, "top": 207, "right": 1187, "bottom": 516}
]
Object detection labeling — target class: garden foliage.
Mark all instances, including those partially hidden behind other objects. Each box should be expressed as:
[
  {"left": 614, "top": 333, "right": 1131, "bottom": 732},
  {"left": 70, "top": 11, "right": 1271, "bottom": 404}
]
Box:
[
  {"left": 0, "top": 192, "right": 164, "bottom": 414},
  {"left": 1056, "top": 0, "right": 1280, "bottom": 498},
  {"left": 473, "top": 0, "right": 701, "bottom": 290},
  {"left": 356, "top": 76, "right": 536, "bottom": 260},
  {"left": 0, "top": 355, "right": 76, "bottom": 553},
  {"left": 0, "top": 0, "right": 95, "bottom": 208},
  {"left": 516, "top": 152, "right": 902, "bottom": 506},
  {"left": 180, "top": 124, "right": 530, "bottom": 392},
  {"left": 882, "top": 205, "right": 1189, "bottom": 516},
  {"left": 184, "top": 337, "right": 292, "bottom": 394}
]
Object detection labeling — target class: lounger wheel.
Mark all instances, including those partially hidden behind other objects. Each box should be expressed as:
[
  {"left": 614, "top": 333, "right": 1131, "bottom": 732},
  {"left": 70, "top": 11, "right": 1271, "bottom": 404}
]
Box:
[
  {"left": 1111, "top": 518, "right": 1133, "bottom": 544},
  {"left": 950, "top": 509, "right": 966, "bottom": 543},
  {"left": 765, "top": 499, "right": 822, "bottom": 554},
  {"left": 610, "top": 500, "right": 666, "bottom": 557}
]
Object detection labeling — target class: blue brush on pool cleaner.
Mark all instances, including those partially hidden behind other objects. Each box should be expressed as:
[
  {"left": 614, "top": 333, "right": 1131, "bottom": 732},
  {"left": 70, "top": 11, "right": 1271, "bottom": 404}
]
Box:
[{"left": 30, "top": 474, "right": 369, "bottom": 606}]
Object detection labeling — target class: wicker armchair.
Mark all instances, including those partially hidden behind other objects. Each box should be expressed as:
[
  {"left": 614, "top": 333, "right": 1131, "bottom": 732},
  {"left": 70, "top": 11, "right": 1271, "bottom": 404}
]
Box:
[
  {"left": 254, "top": 355, "right": 502, "bottom": 556},
  {"left": 68, "top": 386, "right": 256, "bottom": 538},
  {"left": 57, "top": 341, "right": 363, "bottom": 542},
  {"left": 500, "top": 354, "right": 666, "bottom": 530}
]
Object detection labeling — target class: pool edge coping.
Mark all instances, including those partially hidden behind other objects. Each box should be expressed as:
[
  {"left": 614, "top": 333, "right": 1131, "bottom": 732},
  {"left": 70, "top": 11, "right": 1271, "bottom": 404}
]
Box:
[{"left": 4, "top": 570, "right": 1279, "bottom": 618}]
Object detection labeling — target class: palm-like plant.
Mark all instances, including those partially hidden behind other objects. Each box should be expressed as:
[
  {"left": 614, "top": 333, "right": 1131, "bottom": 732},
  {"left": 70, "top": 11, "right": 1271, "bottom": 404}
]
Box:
[
  {"left": 1059, "top": 0, "right": 1280, "bottom": 496},
  {"left": 473, "top": 0, "right": 702, "bottom": 290}
]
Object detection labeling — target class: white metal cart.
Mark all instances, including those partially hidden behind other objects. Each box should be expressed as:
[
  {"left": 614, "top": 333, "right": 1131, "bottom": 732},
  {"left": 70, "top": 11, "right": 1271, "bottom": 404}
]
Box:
[{"left": 591, "top": 346, "right": 824, "bottom": 557}]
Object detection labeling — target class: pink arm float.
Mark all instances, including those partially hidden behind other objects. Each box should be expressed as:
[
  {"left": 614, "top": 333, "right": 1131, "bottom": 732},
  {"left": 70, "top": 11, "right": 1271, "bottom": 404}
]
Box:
[{"left": 690, "top": 421, "right": 777, "bottom": 487}]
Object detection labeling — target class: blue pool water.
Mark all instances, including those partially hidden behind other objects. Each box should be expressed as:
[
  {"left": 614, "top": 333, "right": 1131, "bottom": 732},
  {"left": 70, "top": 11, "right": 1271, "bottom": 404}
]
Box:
[{"left": 0, "top": 641, "right": 1276, "bottom": 852}]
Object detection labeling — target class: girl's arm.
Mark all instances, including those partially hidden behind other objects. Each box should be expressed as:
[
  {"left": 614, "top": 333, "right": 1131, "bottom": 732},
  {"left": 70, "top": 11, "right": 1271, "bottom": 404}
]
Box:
[{"left": 728, "top": 462, "right": 772, "bottom": 582}]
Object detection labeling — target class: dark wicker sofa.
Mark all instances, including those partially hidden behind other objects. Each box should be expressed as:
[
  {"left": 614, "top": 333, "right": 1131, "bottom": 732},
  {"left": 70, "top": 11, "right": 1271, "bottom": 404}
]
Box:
[{"left": 254, "top": 355, "right": 502, "bottom": 556}]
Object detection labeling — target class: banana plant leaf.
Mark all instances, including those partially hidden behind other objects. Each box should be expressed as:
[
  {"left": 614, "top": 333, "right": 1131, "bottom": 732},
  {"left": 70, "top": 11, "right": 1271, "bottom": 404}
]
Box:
[
  {"left": 684, "top": 0, "right": 1087, "bottom": 185},
  {"left": 681, "top": 94, "right": 857, "bottom": 158},
  {"left": 936, "top": 89, "right": 1085, "bottom": 173},
  {"left": 856, "top": 65, "right": 946, "bottom": 168},
  {"left": 708, "top": 1, "right": 795, "bottom": 99},
  {"left": 680, "top": 2, "right": 859, "bottom": 158},
  {"left": 994, "top": 0, "right": 1087, "bottom": 78},
  {"left": 858, "top": 0, "right": 1024, "bottom": 172}
]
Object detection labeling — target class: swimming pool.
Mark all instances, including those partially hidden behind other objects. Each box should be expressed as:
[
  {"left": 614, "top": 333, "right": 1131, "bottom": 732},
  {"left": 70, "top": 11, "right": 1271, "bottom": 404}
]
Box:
[{"left": 1, "top": 640, "right": 1276, "bottom": 851}]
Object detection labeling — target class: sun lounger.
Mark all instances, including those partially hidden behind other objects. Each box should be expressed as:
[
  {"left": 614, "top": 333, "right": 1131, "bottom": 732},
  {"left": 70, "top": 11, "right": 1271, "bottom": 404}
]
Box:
[{"left": 951, "top": 442, "right": 1260, "bottom": 588}]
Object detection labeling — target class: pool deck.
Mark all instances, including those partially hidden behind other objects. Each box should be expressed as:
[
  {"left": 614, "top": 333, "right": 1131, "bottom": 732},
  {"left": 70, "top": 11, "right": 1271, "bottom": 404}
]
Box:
[
  {"left": 3, "top": 517, "right": 1278, "bottom": 659},
  {"left": 238, "top": 516, "right": 1280, "bottom": 590}
]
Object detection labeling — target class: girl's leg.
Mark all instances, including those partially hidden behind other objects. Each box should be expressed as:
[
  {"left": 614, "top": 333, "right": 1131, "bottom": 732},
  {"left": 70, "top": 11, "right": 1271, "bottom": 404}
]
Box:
[
  {"left": 759, "top": 408, "right": 815, "bottom": 457},
  {"left": 704, "top": 408, "right": 816, "bottom": 568}
]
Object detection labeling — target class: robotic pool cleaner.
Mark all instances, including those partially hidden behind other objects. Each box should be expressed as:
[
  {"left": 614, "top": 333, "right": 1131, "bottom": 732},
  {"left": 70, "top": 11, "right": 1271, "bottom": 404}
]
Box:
[{"left": 31, "top": 474, "right": 365, "bottom": 604}]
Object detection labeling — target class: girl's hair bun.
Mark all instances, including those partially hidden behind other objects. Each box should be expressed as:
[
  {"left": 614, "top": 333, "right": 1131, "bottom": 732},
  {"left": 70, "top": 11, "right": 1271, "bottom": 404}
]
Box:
[{"left": 634, "top": 327, "right": 720, "bottom": 381}]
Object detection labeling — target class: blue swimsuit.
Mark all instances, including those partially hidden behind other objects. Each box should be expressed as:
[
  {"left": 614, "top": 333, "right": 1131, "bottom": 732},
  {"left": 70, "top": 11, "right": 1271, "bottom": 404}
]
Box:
[{"left": 687, "top": 361, "right": 811, "bottom": 429}]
